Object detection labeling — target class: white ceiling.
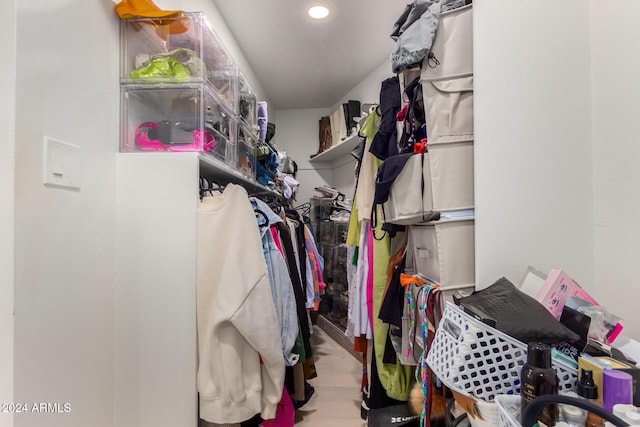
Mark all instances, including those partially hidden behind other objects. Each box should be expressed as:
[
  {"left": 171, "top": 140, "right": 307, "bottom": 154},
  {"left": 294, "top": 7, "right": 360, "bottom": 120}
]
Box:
[{"left": 212, "top": 0, "right": 406, "bottom": 110}]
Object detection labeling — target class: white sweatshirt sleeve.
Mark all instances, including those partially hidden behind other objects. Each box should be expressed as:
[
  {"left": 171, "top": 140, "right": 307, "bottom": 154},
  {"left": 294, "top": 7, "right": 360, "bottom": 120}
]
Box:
[{"left": 229, "top": 274, "right": 285, "bottom": 420}]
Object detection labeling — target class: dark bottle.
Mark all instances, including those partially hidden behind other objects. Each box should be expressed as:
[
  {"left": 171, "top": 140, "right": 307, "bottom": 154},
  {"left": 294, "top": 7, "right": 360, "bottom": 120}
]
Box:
[{"left": 521, "top": 342, "right": 559, "bottom": 426}]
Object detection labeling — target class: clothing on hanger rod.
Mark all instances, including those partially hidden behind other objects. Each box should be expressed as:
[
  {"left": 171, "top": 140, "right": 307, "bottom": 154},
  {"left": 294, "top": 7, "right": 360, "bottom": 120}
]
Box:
[
  {"left": 293, "top": 202, "right": 311, "bottom": 217},
  {"left": 199, "top": 176, "right": 224, "bottom": 199},
  {"left": 251, "top": 191, "right": 286, "bottom": 214},
  {"left": 251, "top": 190, "right": 282, "bottom": 200}
]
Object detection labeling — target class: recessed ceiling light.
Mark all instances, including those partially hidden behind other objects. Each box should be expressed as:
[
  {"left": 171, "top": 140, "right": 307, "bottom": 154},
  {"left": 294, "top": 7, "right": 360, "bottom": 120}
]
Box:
[{"left": 308, "top": 5, "right": 330, "bottom": 20}]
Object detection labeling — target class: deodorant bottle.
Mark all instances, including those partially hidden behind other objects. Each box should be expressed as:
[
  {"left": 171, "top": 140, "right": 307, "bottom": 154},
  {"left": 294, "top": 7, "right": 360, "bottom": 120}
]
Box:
[{"left": 521, "top": 342, "right": 559, "bottom": 426}]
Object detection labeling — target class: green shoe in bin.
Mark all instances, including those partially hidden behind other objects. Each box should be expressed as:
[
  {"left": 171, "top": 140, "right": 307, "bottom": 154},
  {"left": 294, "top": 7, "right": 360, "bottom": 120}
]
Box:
[{"left": 130, "top": 55, "right": 190, "bottom": 81}]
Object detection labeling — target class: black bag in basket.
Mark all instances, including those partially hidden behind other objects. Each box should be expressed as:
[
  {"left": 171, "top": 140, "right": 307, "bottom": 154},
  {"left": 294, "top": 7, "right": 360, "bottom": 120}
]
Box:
[{"left": 454, "top": 277, "right": 580, "bottom": 345}]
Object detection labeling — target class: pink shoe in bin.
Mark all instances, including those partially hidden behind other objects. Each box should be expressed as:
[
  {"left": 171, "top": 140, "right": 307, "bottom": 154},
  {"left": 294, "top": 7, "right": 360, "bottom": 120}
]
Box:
[{"left": 135, "top": 121, "right": 214, "bottom": 152}]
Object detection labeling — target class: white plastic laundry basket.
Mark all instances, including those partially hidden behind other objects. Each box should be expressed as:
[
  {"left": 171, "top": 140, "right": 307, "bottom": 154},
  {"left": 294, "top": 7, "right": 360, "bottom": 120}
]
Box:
[
  {"left": 495, "top": 394, "right": 522, "bottom": 427},
  {"left": 426, "top": 303, "right": 578, "bottom": 402}
]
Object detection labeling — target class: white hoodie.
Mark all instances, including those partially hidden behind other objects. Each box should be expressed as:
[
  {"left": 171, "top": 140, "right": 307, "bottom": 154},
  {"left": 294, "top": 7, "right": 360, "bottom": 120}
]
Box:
[{"left": 197, "top": 184, "right": 285, "bottom": 424}]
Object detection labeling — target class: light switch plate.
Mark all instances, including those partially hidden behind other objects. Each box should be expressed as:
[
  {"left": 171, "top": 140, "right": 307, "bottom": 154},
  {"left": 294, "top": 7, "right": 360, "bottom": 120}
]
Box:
[{"left": 43, "top": 137, "right": 82, "bottom": 190}]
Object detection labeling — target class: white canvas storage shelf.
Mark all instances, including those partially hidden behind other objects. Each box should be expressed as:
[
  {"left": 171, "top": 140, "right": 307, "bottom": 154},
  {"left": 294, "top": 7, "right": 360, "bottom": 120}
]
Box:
[
  {"left": 397, "top": 2, "right": 476, "bottom": 300},
  {"left": 383, "top": 144, "right": 474, "bottom": 225},
  {"left": 421, "top": 4, "right": 474, "bottom": 146},
  {"left": 439, "top": 285, "right": 475, "bottom": 305},
  {"left": 421, "top": 4, "right": 473, "bottom": 80},
  {"left": 427, "top": 140, "right": 474, "bottom": 210},
  {"left": 409, "top": 218, "right": 475, "bottom": 289}
]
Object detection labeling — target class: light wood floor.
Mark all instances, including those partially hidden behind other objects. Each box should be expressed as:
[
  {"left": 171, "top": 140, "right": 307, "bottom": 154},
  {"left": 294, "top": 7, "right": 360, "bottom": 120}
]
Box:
[{"left": 295, "top": 326, "right": 367, "bottom": 426}]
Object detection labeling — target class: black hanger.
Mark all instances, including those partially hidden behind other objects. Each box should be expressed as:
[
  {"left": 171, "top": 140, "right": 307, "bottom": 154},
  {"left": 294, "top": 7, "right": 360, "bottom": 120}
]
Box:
[
  {"left": 255, "top": 209, "right": 269, "bottom": 229},
  {"left": 251, "top": 191, "right": 284, "bottom": 214},
  {"left": 199, "top": 177, "right": 207, "bottom": 200},
  {"left": 199, "top": 176, "right": 224, "bottom": 200},
  {"left": 285, "top": 210, "right": 302, "bottom": 224},
  {"left": 251, "top": 190, "right": 279, "bottom": 201},
  {"left": 293, "top": 202, "right": 311, "bottom": 217}
]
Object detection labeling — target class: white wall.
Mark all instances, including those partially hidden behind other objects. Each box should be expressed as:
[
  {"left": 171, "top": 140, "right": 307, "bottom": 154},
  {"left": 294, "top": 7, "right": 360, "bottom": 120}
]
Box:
[
  {"left": 591, "top": 1, "right": 640, "bottom": 340},
  {"left": 13, "top": 1, "right": 118, "bottom": 426},
  {"left": 328, "top": 60, "right": 394, "bottom": 201},
  {"left": 272, "top": 108, "right": 333, "bottom": 203},
  {"left": 330, "top": 60, "right": 392, "bottom": 113},
  {"left": 474, "top": 0, "right": 594, "bottom": 290},
  {"left": 275, "top": 60, "right": 393, "bottom": 205},
  {"left": 0, "top": 1, "right": 16, "bottom": 426},
  {"left": 332, "top": 160, "right": 358, "bottom": 203},
  {"left": 168, "top": 0, "right": 272, "bottom": 114}
]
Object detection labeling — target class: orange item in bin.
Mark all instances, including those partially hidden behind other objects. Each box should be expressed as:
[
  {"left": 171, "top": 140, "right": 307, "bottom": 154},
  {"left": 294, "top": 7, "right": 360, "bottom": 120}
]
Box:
[{"left": 114, "top": 0, "right": 189, "bottom": 36}]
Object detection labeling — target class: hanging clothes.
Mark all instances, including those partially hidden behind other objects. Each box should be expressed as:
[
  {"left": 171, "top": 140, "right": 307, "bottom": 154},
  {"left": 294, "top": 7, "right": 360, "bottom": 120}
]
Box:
[
  {"left": 346, "top": 109, "right": 380, "bottom": 352},
  {"left": 261, "top": 386, "right": 295, "bottom": 427},
  {"left": 286, "top": 219, "right": 304, "bottom": 291},
  {"left": 369, "top": 77, "right": 402, "bottom": 161},
  {"left": 346, "top": 221, "right": 373, "bottom": 343},
  {"left": 197, "top": 184, "right": 284, "bottom": 424},
  {"left": 390, "top": 0, "right": 442, "bottom": 73},
  {"left": 357, "top": 98, "right": 413, "bottom": 400},
  {"left": 304, "top": 224, "right": 325, "bottom": 310},
  {"left": 250, "top": 197, "right": 300, "bottom": 367},
  {"left": 355, "top": 109, "right": 382, "bottom": 222},
  {"left": 275, "top": 222, "right": 317, "bottom": 381},
  {"left": 287, "top": 215, "right": 311, "bottom": 310},
  {"left": 345, "top": 244, "right": 358, "bottom": 343},
  {"left": 370, "top": 134, "right": 414, "bottom": 403}
]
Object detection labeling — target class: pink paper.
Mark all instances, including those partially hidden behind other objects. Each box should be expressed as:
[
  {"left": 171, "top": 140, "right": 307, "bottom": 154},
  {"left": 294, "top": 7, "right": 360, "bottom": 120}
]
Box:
[{"left": 536, "top": 269, "right": 599, "bottom": 320}]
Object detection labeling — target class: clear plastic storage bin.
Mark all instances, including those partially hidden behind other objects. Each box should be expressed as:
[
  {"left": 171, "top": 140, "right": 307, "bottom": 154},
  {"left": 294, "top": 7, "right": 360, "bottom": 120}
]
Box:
[
  {"left": 236, "top": 123, "right": 257, "bottom": 180},
  {"left": 315, "top": 222, "right": 349, "bottom": 246},
  {"left": 121, "top": 84, "right": 236, "bottom": 164},
  {"left": 210, "top": 66, "right": 238, "bottom": 110},
  {"left": 120, "top": 13, "right": 235, "bottom": 106},
  {"left": 333, "top": 244, "right": 349, "bottom": 286},
  {"left": 310, "top": 199, "right": 333, "bottom": 222},
  {"left": 320, "top": 244, "right": 335, "bottom": 282},
  {"left": 317, "top": 222, "right": 338, "bottom": 246},
  {"left": 333, "top": 244, "right": 349, "bottom": 270},
  {"left": 237, "top": 70, "right": 257, "bottom": 128},
  {"left": 335, "top": 223, "right": 349, "bottom": 244}
]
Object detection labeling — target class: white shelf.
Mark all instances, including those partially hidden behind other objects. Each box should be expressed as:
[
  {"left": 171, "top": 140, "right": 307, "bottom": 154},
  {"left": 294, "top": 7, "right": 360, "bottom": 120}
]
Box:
[
  {"left": 198, "top": 154, "right": 280, "bottom": 197},
  {"left": 309, "top": 133, "right": 361, "bottom": 163},
  {"left": 115, "top": 152, "right": 280, "bottom": 427},
  {"left": 116, "top": 152, "right": 280, "bottom": 197},
  {"left": 116, "top": 152, "right": 199, "bottom": 427}
]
